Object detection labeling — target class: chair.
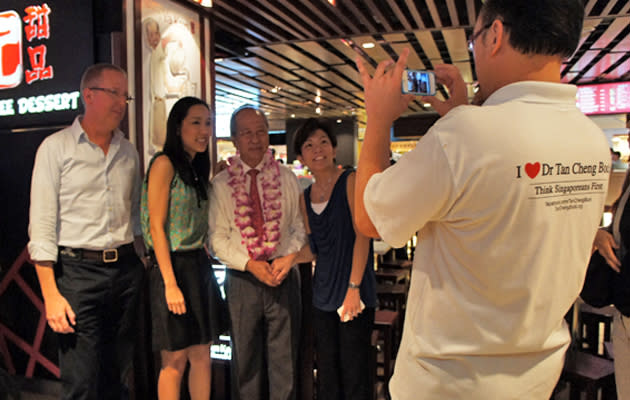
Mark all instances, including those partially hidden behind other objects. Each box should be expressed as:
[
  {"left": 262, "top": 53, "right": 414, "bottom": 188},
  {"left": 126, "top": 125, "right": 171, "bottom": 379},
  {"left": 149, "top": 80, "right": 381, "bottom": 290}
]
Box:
[
  {"left": 578, "top": 303, "right": 614, "bottom": 358},
  {"left": 376, "top": 283, "right": 407, "bottom": 314},
  {"left": 557, "top": 349, "right": 616, "bottom": 400},
  {"left": 373, "top": 309, "right": 400, "bottom": 390},
  {"left": 375, "top": 268, "right": 409, "bottom": 285}
]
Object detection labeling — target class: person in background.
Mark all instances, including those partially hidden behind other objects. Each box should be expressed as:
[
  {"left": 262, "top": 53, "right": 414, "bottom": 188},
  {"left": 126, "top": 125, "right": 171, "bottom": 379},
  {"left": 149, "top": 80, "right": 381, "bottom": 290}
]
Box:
[
  {"left": 293, "top": 118, "right": 376, "bottom": 400},
  {"left": 612, "top": 150, "right": 627, "bottom": 170},
  {"left": 207, "top": 106, "right": 307, "bottom": 400},
  {"left": 28, "top": 63, "right": 145, "bottom": 399},
  {"left": 592, "top": 154, "right": 630, "bottom": 399},
  {"left": 354, "top": 0, "right": 610, "bottom": 398},
  {"left": 142, "top": 96, "right": 224, "bottom": 399}
]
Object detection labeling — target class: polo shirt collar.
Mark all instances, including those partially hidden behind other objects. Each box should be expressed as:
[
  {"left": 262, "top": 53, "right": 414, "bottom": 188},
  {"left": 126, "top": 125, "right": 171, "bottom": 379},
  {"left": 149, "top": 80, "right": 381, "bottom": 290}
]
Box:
[{"left": 484, "top": 81, "right": 577, "bottom": 107}]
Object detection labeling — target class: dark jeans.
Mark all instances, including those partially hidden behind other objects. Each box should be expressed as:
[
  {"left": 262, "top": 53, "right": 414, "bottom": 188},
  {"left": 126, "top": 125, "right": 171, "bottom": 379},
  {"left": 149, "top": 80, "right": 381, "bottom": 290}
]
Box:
[
  {"left": 56, "top": 250, "right": 143, "bottom": 400},
  {"left": 312, "top": 306, "right": 375, "bottom": 400}
]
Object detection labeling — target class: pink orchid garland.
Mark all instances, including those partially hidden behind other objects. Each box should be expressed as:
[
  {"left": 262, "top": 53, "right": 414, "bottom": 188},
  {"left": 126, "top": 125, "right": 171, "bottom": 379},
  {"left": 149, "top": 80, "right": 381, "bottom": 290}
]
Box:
[{"left": 227, "top": 150, "right": 283, "bottom": 260}]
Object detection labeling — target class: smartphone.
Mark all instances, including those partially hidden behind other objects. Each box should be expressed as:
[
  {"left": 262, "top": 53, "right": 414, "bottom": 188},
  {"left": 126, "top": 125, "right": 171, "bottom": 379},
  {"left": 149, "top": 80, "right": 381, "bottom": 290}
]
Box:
[{"left": 401, "top": 69, "right": 436, "bottom": 96}]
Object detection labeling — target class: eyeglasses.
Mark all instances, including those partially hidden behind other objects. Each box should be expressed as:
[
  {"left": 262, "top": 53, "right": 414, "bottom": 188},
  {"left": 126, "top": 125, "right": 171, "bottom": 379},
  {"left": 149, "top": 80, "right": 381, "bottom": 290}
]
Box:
[
  {"left": 89, "top": 87, "right": 134, "bottom": 104},
  {"left": 467, "top": 22, "right": 494, "bottom": 53}
]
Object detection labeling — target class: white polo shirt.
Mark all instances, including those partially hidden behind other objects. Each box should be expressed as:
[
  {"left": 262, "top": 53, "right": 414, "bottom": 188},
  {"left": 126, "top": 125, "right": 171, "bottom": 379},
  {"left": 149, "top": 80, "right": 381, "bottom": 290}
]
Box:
[{"left": 364, "top": 81, "right": 610, "bottom": 399}]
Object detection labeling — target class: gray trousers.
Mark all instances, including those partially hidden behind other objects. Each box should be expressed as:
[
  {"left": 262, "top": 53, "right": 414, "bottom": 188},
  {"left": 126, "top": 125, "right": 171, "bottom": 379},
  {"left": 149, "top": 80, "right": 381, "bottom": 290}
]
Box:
[{"left": 226, "top": 267, "right": 301, "bottom": 400}]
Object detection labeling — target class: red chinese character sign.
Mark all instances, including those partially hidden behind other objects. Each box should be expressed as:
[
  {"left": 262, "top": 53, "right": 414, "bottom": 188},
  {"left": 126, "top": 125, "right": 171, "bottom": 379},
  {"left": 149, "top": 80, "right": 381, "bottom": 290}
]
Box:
[
  {"left": 25, "top": 44, "right": 52, "bottom": 84},
  {"left": 0, "top": 11, "right": 23, "bottom": 89},
  {"left": 23, "top": 4, "right": 51, "bottom": 41},
  {"left": 22, "top": 3, "right": 53, "bottom": 85},
  {"left": 0, "top": 0, "right": 93, "bottom": 130}
]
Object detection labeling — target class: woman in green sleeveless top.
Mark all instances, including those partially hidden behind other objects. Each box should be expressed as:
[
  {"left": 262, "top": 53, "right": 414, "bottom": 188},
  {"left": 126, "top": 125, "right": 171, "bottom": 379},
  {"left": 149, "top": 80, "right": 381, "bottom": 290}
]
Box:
[{"left": 141, "top": 97, "right": 223, "bottom": 399}]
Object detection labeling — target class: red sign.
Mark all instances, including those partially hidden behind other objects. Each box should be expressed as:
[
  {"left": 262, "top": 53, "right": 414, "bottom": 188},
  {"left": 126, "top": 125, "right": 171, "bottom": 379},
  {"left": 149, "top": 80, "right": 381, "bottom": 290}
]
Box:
[
  {"left": 0, "top": 3, "right": 54, "bottom": 88},
  {"left": 576, "top": 81, "right": 630, "bottom": 115},
  {"left": 23, "top": 4, "right": 50, "bottom": 42},
  {"left": 0, "top": 10, "right": 23, "bottom": 89}
]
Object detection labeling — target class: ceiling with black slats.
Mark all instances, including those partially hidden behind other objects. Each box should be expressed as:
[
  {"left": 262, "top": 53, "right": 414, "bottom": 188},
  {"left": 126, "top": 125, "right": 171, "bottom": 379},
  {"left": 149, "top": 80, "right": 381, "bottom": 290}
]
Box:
[{"left": 202, "top": 0, "right": 630, "bottom": 123}]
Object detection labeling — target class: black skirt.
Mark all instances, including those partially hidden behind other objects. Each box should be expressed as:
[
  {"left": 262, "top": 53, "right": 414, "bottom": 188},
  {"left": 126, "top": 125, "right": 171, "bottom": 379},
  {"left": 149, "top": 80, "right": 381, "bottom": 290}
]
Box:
[{"left": 149, "top": 249, "right": 228, "bottom": 352}]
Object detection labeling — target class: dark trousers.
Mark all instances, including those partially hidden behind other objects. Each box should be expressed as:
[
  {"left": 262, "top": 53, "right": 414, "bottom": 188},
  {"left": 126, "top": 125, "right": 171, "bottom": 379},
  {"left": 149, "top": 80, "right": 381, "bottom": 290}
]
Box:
[
  {"left": 312, "top": 306, "right": 375, "bottom": 400},
  {"left": 226, "top": 268, "right": 301, "bottom": 400},
  {"left": 56, "top": 251, "right": 143, "bottom": 400}
]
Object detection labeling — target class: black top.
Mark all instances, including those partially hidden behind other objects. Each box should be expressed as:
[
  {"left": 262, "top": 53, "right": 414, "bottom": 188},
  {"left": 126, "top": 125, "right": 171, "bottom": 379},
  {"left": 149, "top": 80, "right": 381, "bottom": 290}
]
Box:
[{"left": 305, "top": 169, "right": 376, "bottom": 311}]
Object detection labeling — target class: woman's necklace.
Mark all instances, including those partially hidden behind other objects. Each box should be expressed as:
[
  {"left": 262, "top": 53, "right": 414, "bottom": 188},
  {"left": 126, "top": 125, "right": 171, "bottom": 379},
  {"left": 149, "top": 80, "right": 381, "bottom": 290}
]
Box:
[{"left": 315, "top": 171, "right": 336, "bottom": 202}]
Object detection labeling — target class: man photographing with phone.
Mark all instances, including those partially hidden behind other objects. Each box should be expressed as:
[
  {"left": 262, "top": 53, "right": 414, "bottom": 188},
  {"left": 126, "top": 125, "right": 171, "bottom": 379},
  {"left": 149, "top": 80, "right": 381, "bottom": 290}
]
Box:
[{"left": 355, "top": 1, "right": 610, "bottom": 399}]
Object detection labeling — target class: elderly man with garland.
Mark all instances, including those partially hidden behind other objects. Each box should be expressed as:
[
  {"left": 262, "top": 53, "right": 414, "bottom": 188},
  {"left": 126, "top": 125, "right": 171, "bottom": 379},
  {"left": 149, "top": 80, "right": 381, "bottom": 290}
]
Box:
[{"left": 208, "top": 105, "right": 307, "bottom": 400}]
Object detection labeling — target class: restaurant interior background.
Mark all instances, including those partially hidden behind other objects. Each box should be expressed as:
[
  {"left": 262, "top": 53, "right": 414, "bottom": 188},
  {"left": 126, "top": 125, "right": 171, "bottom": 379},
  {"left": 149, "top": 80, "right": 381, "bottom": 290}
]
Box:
[{"left": 0, "top": 0, "right": 629, "bottom": 398}]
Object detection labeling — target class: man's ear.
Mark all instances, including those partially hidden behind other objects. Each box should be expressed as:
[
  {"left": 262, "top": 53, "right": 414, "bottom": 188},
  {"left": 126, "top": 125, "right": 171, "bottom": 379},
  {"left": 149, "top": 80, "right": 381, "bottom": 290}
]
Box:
[{"left": 488, "top": 20, "right": 506, "bottom": 57}]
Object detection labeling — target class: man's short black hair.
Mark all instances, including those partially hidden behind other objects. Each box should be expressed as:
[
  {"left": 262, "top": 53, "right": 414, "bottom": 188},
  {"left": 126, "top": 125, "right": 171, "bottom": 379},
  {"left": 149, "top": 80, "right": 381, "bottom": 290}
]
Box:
[
  {"left": 293, "top": 118, "right": 337, "bottom": 156},
  {"left": 480, "top": 0, "right": 584, "bottom": 58}
]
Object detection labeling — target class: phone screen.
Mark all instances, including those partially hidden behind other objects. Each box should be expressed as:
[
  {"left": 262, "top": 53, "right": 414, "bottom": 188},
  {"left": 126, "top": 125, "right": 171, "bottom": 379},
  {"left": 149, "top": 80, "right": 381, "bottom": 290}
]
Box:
[{"left": 402, "top": 69, "right": 436, "bottom": 96}]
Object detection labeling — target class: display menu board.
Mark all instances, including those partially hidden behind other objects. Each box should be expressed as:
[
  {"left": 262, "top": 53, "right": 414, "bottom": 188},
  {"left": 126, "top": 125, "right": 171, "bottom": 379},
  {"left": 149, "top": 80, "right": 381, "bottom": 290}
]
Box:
[
  {"left": 0, "top": 0, "right": 94, "bottom": 130},
  {"left": 576, "top": 81, "right": 630, "bottom": 115}
]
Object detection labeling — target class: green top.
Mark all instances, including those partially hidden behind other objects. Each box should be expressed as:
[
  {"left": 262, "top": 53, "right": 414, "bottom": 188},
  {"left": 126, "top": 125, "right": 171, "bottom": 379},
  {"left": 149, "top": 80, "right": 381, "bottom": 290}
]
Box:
[{"left": 141, "top": 153, "right": 208, "bottom": 251}]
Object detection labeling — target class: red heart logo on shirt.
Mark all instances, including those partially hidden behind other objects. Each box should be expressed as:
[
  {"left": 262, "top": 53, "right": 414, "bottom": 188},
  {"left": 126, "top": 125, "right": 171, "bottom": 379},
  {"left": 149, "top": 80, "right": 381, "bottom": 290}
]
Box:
[{"left": 525, "top": 162, "right": 541, "bottom": 179}]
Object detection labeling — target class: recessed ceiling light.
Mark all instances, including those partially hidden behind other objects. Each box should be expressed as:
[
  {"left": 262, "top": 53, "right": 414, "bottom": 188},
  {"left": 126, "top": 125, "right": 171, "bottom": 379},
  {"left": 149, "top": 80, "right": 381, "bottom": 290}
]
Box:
[
  {"left": 336, "top": 119, "right": 342, "bottom": 123},
  {"left": 362, "top": 42, "right": 375, "bottom": 49},
  {"left": 316, "top": 107, "right": 321, "bottom": 114},
  {"left": 291, "top": 114, "right": 295, "bottom": 118},
  {"left": 315, "top": 96, "right": 321, "bottom": 103},
  {"left": 192, "top": 0, "right": 212, "bottom": 7}
]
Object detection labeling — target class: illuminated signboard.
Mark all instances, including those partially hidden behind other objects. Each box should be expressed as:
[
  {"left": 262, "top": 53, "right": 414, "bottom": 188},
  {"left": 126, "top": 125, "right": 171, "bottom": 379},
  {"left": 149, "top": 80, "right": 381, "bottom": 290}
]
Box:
[
  {"left": 0, "top": 1, "right": 93, "bottom": 130},
  {"left": 576, "top": 81, "right": 630, "bottom": 116}
]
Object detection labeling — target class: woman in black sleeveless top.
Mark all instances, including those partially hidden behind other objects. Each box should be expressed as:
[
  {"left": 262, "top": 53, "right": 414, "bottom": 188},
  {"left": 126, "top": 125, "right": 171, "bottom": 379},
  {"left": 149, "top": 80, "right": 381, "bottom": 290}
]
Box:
[{"left": 294, "top": 118, "right": 376, "bottom": 400}]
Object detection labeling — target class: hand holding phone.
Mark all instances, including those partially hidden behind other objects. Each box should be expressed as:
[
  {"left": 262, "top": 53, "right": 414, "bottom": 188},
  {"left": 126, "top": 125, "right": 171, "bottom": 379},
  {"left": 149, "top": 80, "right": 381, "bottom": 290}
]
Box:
[{"left": 402, "top": 69, "right": 436, "bottom": 96}]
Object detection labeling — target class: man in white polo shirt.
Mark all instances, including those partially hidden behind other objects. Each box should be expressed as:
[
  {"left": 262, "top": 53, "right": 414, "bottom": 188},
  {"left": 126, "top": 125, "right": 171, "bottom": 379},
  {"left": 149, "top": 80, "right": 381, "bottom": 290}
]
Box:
[{"left": 355, "top": 0, "right": 610, "bottom": 398}]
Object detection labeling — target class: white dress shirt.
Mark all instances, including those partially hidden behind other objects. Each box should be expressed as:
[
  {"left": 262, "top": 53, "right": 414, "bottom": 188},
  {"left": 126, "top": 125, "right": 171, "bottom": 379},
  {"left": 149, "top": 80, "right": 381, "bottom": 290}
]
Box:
[
  {"left": 208, "top": 159, "right": 306, "bottom": 271},
  {"left": 28, "top": 116, "right": 142, "bottom": 263}
]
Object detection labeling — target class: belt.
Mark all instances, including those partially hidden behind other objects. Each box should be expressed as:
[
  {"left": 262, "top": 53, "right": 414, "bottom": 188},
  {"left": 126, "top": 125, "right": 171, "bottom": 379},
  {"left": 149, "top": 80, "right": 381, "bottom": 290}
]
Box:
[{"left": 59, "top": 243, "right": 135, "bottom": 263}]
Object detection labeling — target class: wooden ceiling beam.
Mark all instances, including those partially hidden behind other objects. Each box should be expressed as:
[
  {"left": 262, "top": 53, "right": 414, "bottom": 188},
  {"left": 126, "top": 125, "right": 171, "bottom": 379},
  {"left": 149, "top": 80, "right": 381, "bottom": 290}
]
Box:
[
  {"left": 257, "top": 0, "right": 315, "bottom": 39},
  {"left": 213, "top": 1, "right": 287, "bottom": 43},
  {"left": 269, "top": 0, "right": 329, "bottom": 37},
  {"left": 364, "top": 0, "right": 393, "bottom": 32},
  {"left": 425, "top": 0, "right": 444, "bottom": 28},
  {"left": 465, "top": 0, "right": 477, "bottom": 25},
  {"left": 299, "top": 1, "right": 347, "bottom": 36},
  {"left": 385, "top": 0, "right": 413, "bottom": 31},
  {"left": 445, "top": 0, "right": 460, "bottom": 26},
  {"left": 342, "top": 1, "right": 379, "bottom": 33},
  {"left": 404, "top": 0, "right": 426, "bottom": 29}
]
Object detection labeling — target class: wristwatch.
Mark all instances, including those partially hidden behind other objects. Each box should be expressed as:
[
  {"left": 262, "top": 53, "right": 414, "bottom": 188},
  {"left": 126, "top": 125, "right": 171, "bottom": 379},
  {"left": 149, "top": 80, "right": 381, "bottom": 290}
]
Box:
[{"left": 348, "top": 281, "right": 360, "bottom": 289}]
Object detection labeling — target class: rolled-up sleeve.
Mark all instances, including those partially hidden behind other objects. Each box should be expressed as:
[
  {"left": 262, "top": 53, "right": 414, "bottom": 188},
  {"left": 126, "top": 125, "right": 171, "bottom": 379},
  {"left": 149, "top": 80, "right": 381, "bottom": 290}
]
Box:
[
  {"left": 28, "top": 138, "right": 61, "bottom": 262},
  {"left": 364, "top": 131, "right": 455, "bottom": 249}
]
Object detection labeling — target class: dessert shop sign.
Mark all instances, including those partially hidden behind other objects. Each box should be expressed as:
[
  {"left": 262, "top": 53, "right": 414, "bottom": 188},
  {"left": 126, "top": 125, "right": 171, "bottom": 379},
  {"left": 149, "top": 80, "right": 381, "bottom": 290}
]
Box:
[{"left": 0, "top": 1, "right": 93, "bottom": 129}]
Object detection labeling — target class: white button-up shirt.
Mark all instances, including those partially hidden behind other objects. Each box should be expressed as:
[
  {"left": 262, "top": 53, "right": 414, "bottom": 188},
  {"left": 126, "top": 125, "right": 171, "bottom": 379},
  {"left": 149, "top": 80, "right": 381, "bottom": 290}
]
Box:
[
  {"left": 28, "top": 116, "right": 142, "bottom": 262},
  {"left": 208, "top": 159, "right": 306, "bottom": 271}
]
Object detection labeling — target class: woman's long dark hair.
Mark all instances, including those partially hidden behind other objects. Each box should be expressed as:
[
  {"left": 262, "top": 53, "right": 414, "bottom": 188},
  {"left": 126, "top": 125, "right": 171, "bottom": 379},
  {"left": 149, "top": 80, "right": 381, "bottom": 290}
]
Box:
[{"left": 162, "top": 96, "right": 211, "bottom": 202}]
